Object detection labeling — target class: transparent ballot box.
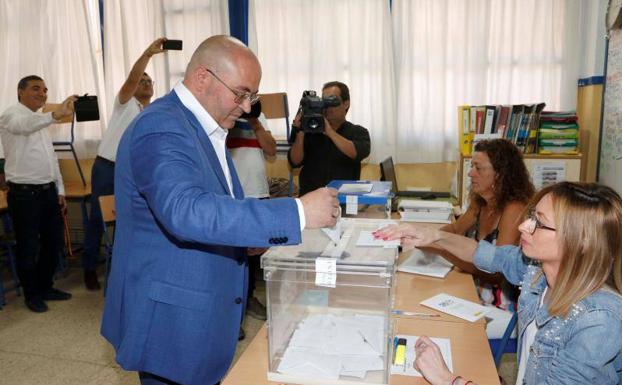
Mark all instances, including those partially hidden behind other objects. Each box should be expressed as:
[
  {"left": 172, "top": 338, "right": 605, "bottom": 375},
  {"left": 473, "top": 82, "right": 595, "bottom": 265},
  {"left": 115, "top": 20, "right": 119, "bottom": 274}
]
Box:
[{"left": 261, "top": 218, "right": 398, "bottom": 385}]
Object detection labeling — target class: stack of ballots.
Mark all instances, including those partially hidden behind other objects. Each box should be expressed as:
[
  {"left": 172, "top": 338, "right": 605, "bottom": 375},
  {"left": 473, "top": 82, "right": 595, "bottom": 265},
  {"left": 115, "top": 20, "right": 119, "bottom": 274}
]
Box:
[
  {"left": 397, "top": 200, "right": 453, "bottom": 223},
  {"left": 538, "top": 111, "right": 579, "bottom": 154},
  {"left": 277, "top": 313, "right": 385, "bottom": 380}
]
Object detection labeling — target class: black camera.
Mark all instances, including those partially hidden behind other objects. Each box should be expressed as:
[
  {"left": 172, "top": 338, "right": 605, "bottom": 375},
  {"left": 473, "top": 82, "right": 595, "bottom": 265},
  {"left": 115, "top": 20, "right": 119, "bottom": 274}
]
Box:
[
  {"left": 74, "top": 94, "right": 99, "bottom": 122},
  {"left": 299, "top": 90, "right": 340, "bottom": 133}
]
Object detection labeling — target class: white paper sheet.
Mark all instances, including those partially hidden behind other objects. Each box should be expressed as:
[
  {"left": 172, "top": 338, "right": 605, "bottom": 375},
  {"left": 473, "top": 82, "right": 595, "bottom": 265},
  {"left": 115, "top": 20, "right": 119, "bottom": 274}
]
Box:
[
  {"left": 397, "top": 249, "right": 453, "bottom": 278},
  {"left": 338, "top": 183, "right": 373, "bottom": 193},
  {"left": 356, "top": 230, "right": 400, "bottom": 248},
  {"left": 390, "top": 335, "right": 452, "bottom": 377},
  {"left": 420, "top": 293, "right": 491, "bottom": 322}
]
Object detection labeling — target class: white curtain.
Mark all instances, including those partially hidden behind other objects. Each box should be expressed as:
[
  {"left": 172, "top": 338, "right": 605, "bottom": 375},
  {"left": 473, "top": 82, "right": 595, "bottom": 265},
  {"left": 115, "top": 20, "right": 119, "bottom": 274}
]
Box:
[
  {"left": 250, "top": 0, "right": 396, "bottom": 163},
  {"left": 392, "top": 0, "right": 591, "bottom": 163},
  {"left": 103, "top": 0, "right": 229, "bottom": 121},
  {"left": 0, "top": 0, "right": 106, "bottom": 158}
]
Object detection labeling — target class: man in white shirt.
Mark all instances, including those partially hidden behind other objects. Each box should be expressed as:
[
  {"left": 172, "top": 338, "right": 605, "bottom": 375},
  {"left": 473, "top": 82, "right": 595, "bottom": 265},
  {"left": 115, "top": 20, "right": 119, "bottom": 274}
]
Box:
[
  {"left": 0, "top": 75, "right": 76, "bottom": 313},
  {"left": 82, "top": 38, "right": 167, "bottom": 291}
]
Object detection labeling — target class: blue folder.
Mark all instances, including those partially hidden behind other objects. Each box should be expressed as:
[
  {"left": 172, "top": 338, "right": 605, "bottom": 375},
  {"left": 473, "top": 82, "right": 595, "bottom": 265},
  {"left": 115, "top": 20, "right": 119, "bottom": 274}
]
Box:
[{"left": 326, "top": 180, "right": 393, "bottom": 205}]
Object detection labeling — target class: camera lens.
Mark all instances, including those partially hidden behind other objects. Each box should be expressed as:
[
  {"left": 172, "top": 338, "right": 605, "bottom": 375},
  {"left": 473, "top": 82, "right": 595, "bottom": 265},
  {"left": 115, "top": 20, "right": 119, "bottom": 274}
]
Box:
[{"left": 308, "top": 118, "right": 321, "bottom": 130}]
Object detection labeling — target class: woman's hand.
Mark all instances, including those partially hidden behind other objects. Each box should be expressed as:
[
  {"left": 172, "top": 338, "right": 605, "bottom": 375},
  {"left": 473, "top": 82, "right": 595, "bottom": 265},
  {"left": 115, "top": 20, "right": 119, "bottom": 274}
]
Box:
[
  {"left": 414, "top": 336, "right": 454, "bottom": 385},
  {"left": 373, "top": 223, "right": 440, "bottom": 251}
]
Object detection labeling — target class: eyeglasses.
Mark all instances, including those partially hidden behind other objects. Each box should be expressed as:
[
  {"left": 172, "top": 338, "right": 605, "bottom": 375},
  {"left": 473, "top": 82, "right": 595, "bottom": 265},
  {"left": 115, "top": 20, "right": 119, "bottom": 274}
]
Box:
[
  {"left": 525, "top": 211, "right": 556, "bottom": 235},
  {"left": 203, "top": 67, "right": 259, "bottom": 105},
  {"left": 139, "top": 79, "right": 153, "bottom": 86}
]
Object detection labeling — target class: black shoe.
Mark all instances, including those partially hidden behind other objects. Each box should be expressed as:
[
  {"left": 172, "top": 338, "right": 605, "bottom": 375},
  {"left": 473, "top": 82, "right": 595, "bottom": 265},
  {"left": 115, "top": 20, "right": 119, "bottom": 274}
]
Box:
[
  {"left": 84, "top": 270, "right": 101, "bottom": 291},
  {"left": 246, "top": 297, "right": 267, "bottom": 321},
  {"left": 42, "top": 288, "right": 72, "bottom": 301},
  {"left": 238, "top": 327, "right": 246, "bottom": 341},
  {"left": 25, "top": 297, "right": 48, "bottom": 313}
]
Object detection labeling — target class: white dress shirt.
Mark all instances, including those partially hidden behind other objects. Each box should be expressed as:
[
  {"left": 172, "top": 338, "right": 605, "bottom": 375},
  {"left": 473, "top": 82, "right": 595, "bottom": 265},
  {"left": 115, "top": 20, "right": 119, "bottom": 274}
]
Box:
[
  {"left": 173, "top": 82, "right": 306, "bottom": 229},
  {"left": 98, "top": 96, "right": 143, "bottom": 162},
  {"left": 0, "top": 102, "right": 65, "bottom": 196}
]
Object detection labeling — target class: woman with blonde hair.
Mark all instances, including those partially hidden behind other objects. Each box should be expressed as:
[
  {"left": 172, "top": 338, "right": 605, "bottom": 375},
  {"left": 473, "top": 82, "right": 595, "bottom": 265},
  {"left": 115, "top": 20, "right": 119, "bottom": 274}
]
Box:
[{"left": 375, "top": 182, "right": 622, "bottom": 385}]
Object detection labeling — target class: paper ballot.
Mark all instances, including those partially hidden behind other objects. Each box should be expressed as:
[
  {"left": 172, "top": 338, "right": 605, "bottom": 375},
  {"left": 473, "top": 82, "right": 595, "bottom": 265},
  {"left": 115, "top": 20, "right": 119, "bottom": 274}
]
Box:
[
  {"left": 421, "top": 293, "right": 491, "bottom": 322},
  {"left": 390, "top": 335, "right": 452, "bottom": 377},
  {"left": 321, "top": 215, "right": 343, "bottom": 244},
  {"left": 398, "top": 249, "right": 453, "bottom": 278},
  {"left": 356, "top": 230, "right": 400, "bottom": 248}
]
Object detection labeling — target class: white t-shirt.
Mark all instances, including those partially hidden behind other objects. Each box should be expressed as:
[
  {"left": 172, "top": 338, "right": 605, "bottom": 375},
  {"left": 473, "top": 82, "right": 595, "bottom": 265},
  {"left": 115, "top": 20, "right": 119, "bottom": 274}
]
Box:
[
  {"left": 97, "top": 96, "right": 143, "bottom": 161},
  {"left": 516, "top": 287, "right": 547, "bottom": 385},
  {"left": 226, "top": 114, "right": 270, "bottom": 198}
]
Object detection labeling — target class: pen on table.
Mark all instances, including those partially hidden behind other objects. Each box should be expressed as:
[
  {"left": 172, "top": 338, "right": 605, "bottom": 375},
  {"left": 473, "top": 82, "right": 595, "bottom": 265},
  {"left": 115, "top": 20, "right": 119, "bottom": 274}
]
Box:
[{"left": 392, "top": 309, "right": 441, "bottom": 318}]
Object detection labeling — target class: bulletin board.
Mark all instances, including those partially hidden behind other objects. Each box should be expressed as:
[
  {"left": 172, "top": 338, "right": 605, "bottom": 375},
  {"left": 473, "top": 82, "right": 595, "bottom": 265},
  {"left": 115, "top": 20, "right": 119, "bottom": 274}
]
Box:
[{"left": 601, "top": 27, "right": 622, "bottom": 194}]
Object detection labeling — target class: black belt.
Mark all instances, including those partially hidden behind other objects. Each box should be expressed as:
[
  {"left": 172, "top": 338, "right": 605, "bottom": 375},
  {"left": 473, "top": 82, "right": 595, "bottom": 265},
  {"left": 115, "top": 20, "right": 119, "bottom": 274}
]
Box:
[
  {"left": 96, "top": 156, "right": 115, "bottom": 166},
  {"left": 8, "top": 181, "right": 56, "bottom": 191}
]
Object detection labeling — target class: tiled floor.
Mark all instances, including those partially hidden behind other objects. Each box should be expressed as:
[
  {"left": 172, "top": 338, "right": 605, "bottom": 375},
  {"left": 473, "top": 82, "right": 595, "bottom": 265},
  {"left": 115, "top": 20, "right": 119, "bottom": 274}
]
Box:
[
  {"left": 0, "top": 266, "right": 265, "bottom": 385},
  {"left": 1, "top": 265, "right": 516, "bottom": 385}
]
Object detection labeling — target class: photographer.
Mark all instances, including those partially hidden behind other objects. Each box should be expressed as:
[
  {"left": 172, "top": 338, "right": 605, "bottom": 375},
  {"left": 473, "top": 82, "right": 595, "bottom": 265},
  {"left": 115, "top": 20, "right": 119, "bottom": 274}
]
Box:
[
  {"left": 0, "top": 75, "right": 76, "bottom": 312},
  {"left": 82, "top": 38, "right": 169, "bottom": 291},
  {"left": 288, "top": 81, "right": 370, "bottom": 196}
]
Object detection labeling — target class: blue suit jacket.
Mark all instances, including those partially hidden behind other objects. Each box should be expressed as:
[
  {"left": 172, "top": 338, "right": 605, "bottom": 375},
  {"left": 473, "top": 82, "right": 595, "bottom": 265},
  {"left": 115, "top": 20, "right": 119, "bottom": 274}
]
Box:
[{"left": 101, "top": 91, "right": 301, "bottom": 385}]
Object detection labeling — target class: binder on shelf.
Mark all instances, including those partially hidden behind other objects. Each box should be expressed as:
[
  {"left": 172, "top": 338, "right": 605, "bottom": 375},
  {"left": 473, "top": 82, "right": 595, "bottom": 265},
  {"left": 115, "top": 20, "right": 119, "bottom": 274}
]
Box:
[
  {"left": 483, "top": 106, "right": 496, "bottom": 135},
  {"left": 523, "top": 103, "right": 546, "bottom": 153},
  {"left": 506, "top": 105, "right": 525, "bottom": 143},
  {"left": 496, "top": 105, "right": 510, "bottom": 137},
  {"left": 458, "top": 105, "right": 472, "bottom": 155}
]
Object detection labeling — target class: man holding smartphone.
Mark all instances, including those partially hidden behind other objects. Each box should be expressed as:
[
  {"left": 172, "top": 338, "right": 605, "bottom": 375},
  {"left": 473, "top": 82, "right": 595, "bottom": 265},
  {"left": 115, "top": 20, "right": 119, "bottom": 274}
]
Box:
[{"left": 82, "top": 37, "right": 174, "bottom": 291}]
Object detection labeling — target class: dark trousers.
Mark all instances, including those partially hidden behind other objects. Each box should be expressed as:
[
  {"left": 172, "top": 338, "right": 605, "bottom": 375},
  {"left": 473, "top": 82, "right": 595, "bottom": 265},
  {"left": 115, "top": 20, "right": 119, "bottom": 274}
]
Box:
[
  {"left": 7, "top": 182, "right": 63, "bottom": 300},
  {"left": 247, "top": 253, "right": 260, "bottom": 299},
  {"left": 82, "top": 156, "right": 115, "bottom": 270},
  {"left": 139, "top": 372, "right": 220, "bottom": 385}
]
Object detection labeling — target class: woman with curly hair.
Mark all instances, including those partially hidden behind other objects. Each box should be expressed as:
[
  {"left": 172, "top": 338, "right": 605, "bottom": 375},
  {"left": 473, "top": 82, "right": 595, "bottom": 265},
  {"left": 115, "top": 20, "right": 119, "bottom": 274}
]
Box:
[{"left": 441, "top": 139, "right": 535, "bottom": 337}]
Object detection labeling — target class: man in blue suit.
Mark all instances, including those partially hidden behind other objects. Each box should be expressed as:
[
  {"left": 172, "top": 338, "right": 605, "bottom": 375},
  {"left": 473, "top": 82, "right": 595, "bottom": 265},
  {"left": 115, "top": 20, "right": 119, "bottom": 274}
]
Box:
[{"left": 101, "top": 35, "right": 339, "bottom": 385}]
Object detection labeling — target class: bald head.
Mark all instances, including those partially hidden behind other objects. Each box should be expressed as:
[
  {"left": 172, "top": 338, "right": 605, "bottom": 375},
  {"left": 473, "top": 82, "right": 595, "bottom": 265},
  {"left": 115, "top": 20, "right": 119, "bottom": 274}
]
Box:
[
  {"left": 183, "top": 35, "right": 262, "bottom": 129},
  {"left": 185, "top": 35, "right": 261, "bottom": 81}
]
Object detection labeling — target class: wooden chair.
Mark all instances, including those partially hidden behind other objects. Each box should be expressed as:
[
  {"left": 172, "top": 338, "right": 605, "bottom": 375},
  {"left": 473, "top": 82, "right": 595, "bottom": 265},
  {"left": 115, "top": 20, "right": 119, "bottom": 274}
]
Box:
[
  {"left": 0, "top": 190, "right": 20, "bottom": 309},
  {"left": 98, "top": 195, "right": 115, "bottom": 294},
  {"left": 258, "top": 92, "right": 294, "bottom": 195},
  {"left": 58, "top": 159, "right": 93, "bottom": 263}
]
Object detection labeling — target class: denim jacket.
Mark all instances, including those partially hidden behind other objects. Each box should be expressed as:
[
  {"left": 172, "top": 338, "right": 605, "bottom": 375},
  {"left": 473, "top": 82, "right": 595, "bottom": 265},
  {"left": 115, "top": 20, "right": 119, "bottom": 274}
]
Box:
[{"left": 474, "top": 241, "right": 622, "bottom": 385}]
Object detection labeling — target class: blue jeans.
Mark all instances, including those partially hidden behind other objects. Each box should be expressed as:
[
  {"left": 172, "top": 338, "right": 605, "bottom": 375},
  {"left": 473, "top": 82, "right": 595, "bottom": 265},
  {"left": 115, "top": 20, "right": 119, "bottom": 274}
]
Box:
[{"left": 82, "top": 157, "right": 114, "bottom": 270}]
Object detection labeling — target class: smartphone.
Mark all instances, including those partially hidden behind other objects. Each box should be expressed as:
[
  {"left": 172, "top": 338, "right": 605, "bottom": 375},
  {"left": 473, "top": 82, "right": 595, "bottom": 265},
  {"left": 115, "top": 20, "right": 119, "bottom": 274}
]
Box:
[{"left": 162, "top": 39, "right": 183, "bottom": 50}]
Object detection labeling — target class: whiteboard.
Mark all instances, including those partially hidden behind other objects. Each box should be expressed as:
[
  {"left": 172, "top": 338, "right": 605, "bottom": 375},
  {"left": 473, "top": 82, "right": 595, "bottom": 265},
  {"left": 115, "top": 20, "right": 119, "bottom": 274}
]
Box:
[{"left": 601, "top": 28, "right": 622, "bottom": 195}]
